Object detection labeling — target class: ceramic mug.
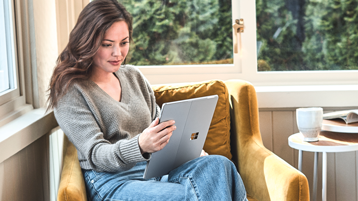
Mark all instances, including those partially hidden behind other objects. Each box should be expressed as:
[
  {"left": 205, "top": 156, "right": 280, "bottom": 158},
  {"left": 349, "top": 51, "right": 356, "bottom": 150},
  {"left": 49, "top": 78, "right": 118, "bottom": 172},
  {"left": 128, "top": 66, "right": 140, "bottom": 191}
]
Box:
[{"left": 296, "top": 107, "right": 323, "bottom": 142}]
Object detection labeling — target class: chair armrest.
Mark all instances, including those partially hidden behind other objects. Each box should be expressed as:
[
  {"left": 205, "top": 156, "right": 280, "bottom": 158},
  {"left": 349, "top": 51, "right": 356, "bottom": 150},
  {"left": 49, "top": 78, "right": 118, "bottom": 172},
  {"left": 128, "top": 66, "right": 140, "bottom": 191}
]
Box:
[
  {"left": 242, "top": 140, "right": 309, "bottom": 201},
  {"left": 225, "top": 80, "right": 309, "bottom": 201},
  {"left": 57, "top": 135, "right": 87, "bottom": 201}
]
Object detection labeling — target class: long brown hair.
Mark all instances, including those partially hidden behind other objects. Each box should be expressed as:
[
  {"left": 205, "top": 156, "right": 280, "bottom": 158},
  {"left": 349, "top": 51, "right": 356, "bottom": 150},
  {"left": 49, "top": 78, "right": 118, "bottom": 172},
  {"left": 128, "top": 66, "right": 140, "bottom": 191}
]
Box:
[{"left": 47, "top": 0, "right": 132, "bottom": 110}]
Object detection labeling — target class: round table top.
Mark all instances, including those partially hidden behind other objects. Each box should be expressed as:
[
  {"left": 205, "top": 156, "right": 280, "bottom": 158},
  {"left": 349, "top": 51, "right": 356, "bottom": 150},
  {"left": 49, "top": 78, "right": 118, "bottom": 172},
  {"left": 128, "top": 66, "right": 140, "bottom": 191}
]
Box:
[{"left": 289, "top": 131, "right": 358, "bottom": 152}]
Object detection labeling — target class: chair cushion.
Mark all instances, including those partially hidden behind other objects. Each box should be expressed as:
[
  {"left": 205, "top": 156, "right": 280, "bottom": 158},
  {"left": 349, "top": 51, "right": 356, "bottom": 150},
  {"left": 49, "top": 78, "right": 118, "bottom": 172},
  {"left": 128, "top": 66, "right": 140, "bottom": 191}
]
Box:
[{"left": 152, "top": 79, "right": 232, "bottom": 159}]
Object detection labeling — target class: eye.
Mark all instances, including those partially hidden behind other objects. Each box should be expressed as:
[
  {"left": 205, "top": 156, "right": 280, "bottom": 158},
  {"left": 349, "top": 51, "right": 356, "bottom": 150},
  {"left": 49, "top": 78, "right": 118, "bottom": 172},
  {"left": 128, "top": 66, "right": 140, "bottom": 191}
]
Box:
[
  {"left": 101, "top": 43, "right": 112, "bottom": 47},
  {"left": 121, "top": 41, "right": 129, "bottom": 46}
]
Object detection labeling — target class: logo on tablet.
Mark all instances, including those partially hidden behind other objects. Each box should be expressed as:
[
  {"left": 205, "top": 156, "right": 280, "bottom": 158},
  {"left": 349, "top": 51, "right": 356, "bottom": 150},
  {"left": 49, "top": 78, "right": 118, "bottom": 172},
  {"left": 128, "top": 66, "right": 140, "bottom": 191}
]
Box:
[{"left": 190, "top": 132, "right": 199, "bottom": 140}]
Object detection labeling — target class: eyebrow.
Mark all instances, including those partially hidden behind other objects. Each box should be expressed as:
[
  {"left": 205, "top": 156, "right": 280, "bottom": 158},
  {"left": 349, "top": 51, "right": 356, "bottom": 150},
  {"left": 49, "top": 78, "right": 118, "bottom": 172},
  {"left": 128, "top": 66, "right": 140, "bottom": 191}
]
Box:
[{"left": 103, "top": 37, "right": 129, "bottom": 42}]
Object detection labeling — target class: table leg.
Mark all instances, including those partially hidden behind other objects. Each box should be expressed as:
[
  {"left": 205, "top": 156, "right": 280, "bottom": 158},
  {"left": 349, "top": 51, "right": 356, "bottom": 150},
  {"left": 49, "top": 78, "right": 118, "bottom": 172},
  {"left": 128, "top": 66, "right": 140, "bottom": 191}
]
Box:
[
  {"left": 322, "top": 152, "right": 327, "bottom": 201},
  {"left": 298, "top": 150, "right": 302, "bottom": 171},
  {"left": 313, "top": 152, "right": 318, "bottom": 201}
]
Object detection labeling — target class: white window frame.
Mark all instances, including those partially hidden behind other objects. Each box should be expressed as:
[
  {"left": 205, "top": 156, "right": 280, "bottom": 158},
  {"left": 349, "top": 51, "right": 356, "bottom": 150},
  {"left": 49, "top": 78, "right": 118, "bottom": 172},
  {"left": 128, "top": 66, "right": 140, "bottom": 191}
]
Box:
[
  {"left": 0, "top": 0, "right": 12, "bottom": 94},
  {"left": 0, "top": 0, "right": 19, "bottom": 106},
  {"left": 0, "top": 0, "right": 35, "bottom": 127},
  {"left": 138, "top": 0, "right": 358, "bottom": 108},
  {"left": 138, "top": 0, "right": 242, "bottom": 85}
]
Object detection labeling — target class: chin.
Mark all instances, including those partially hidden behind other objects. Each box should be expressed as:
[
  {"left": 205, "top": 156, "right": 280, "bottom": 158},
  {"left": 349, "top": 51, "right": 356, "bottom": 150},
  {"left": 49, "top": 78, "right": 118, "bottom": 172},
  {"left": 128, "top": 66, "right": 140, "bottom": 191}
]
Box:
[{"left": 113, "top": 65, "right": 121, "bottom": 72}]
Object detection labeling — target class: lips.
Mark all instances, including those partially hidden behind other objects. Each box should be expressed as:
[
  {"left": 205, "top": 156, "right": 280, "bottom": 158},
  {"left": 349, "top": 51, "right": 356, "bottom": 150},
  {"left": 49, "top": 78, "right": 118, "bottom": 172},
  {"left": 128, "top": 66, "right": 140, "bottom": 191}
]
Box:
[{"left": 108, "top": 60, "right": 121, "bottom": 65}]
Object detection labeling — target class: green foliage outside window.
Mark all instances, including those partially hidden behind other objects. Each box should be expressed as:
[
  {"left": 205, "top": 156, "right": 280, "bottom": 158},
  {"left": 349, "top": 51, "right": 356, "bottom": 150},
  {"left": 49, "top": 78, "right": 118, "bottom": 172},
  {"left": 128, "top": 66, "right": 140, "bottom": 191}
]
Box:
[
  {"left": 121, "top": 0, "right": 358, "bottom": 70},
  {"left": 257, "top": 0, "right": 358, "bottom": 71},
  {"left": 121, "top": 0, "right": 233, "bottom": 65}
]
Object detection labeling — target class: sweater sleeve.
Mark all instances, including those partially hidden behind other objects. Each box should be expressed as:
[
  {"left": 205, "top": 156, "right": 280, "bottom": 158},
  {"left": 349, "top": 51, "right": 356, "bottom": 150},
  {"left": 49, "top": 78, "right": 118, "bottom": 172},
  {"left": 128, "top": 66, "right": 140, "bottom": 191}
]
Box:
[{"left": 54, "top": 85, "right": 148, "bottom": 172}]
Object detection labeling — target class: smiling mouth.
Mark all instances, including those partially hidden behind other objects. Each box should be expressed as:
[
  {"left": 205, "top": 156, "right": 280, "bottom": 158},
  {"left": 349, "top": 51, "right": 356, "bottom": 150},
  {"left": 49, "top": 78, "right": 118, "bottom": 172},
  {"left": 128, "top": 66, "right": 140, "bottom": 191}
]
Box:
[{"left": 109, "top": 60, "right": 121, "bottom": 65}]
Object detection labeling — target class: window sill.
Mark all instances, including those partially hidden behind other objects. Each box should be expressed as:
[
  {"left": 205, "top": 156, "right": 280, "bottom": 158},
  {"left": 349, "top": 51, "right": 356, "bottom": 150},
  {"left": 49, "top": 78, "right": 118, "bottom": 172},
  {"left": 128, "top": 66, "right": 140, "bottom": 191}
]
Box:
[
  {"left": 0, "top": 108, "right": 58, "bottom": 163},
  {"left": 255, "top": 84, "right": 358, "bottom": 108},
  {"left": 152, "top": 79, "right": 358, "bottom": 109}
]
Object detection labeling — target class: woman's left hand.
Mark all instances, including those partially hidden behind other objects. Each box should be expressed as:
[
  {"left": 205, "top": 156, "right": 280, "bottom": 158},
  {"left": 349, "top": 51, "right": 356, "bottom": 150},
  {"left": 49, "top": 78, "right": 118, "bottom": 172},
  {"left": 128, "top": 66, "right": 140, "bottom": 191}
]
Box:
[{"left": 200, "top": 150, "right": 209, "bottom": 157}]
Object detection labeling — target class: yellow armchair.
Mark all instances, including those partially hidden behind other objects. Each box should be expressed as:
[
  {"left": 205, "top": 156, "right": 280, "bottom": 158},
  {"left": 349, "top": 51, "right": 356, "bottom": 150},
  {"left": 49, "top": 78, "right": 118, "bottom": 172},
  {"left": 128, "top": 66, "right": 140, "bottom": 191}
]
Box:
[
  {"left": 57, "top": 79, "right": 309, "bottom": 201},
  {"left": 225, "top": 80, "right": 309, "bottom": 201}
]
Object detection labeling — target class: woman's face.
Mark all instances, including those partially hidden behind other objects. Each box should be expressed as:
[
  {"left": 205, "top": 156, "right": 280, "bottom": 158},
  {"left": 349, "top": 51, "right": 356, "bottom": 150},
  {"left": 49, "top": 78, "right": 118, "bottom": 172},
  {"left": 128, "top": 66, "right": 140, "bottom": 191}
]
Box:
[{"left": 92, "top": 21, "right": 129, "bottom": 74}]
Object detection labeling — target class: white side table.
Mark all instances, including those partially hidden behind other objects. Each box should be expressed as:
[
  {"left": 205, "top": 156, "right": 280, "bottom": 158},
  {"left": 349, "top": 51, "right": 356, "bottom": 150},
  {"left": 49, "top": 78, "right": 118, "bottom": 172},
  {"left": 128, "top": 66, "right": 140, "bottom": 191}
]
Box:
[{"left": 288, "top": 131, "right": 358, "bottom": 201}]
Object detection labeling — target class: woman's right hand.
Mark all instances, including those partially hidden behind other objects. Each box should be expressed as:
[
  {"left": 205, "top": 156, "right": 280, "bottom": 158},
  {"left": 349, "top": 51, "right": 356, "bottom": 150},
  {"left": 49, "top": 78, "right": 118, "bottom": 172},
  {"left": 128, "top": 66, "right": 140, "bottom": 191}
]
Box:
[{"left": 139, "top": 117, "right": 176, "bottom": 154}]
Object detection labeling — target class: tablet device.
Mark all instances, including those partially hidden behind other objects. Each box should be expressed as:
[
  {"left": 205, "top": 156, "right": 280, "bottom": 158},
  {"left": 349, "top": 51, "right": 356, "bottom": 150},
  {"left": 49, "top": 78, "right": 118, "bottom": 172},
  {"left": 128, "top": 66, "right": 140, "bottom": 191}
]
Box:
[{"left": 143, "top": 95, "right": 218, "bottom": 179}]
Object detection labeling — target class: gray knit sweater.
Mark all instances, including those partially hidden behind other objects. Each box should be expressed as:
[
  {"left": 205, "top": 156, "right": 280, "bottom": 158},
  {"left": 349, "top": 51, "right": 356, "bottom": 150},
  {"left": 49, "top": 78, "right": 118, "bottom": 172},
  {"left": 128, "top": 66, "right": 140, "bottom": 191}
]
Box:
[{"left": 54, "top": 65, "right": 159, "bottom": 172}]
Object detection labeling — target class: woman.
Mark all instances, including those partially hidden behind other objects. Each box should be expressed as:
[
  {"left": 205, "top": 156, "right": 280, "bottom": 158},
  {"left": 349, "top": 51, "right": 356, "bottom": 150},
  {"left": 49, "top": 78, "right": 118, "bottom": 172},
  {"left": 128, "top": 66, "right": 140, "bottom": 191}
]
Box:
[{"left": 48, "top": 0, "right": 248, "bottom": 200}]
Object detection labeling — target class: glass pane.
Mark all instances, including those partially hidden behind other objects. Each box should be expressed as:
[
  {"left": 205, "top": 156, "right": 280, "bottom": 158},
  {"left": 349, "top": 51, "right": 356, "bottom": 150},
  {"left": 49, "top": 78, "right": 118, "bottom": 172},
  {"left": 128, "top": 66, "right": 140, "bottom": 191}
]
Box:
[
  {"left": 256, "top": 0, "right": 358, "bottom": 71},
  {"left": 0, "top": 0, "right": 10, "bottom": 93},
  {"left": 122, "top": 0, "right": 233, "bottom": 66},
  {"left": 0, "top": 66, "right": 10, "bottom": 93},
  {"left": 0, "top": 0, "right": 16, "bottom": 95}
]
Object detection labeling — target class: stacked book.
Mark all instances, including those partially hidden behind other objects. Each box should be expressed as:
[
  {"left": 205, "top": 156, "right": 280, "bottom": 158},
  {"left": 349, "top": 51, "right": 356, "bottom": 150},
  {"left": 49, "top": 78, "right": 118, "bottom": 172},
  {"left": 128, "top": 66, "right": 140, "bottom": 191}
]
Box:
[{"left": 322, "top": 110, "right": 358, "bottom": 133}]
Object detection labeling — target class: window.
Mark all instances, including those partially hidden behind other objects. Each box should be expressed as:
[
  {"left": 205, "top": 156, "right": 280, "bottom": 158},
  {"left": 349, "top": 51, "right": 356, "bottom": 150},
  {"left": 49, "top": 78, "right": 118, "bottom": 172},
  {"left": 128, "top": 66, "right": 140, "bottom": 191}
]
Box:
[
  {"left": 121, "top": 0, "right": 241, "bottom": 84},
  {"left": 0, "top": 0, "right": 16, "bottom": 95},
  {"left": 123, "top": 0, "right": 233, "bottom": 66},
  {"left": 256, "top": 0, "right": 358, "bottom": 71},
  {"left": 119, "top": 0, "right": 358, "bottom": 87},
  {"left": 247, "top": 0, "right": 358, "bottom": 86},
  {"left": 0, "top": 0, "right": 35, "bottom": 127}
]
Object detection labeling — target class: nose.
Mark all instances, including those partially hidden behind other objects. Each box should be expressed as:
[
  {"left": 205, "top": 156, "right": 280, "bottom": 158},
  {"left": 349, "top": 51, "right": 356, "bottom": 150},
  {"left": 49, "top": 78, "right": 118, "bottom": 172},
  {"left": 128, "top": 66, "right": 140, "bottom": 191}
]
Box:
[{"left": 112, "top": 45, "right": 122, "bottom": 57}]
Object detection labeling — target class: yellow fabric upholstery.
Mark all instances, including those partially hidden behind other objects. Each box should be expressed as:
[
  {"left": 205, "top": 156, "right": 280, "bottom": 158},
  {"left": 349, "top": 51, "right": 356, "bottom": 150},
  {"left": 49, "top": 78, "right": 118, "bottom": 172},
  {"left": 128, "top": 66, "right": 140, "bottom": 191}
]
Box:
[
  {"left": 152, "top": 79, "right": 232, "bottom": 159},
  {"left": 248, "top": 195, "right": 259, "bottom": 201},
  {"left": 58, "top": 135, "right": 87, "bottom": 201},
  {"left": 225, "top": 80, "right": 309, "bottom": 201},
  {"left": 57, "top": 79, "right": 309, "bottom": 201}
]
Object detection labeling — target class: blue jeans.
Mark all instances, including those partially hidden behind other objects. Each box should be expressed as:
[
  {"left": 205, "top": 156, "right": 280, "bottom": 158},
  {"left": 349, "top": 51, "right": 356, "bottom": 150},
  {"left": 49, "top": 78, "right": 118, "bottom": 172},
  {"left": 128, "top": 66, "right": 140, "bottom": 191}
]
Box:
[{"left": 82, "top": 155, "right": 248, "bottom": 201}]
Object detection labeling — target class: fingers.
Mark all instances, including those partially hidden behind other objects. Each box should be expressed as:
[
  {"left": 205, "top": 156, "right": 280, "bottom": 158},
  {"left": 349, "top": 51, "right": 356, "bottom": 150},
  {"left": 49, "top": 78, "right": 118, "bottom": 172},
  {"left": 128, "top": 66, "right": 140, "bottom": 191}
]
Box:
[
  {"left": 156, "top": 125, "right": 175, "bottom": 145},
  {"left": 160, "top": 123, "right": 176, "bottom": 136},
  {"left": 150, "top": 125, "right": 175, "bottom": 152},
  {"left": 158, "top": 131, "right": 173, "bottom": 147},
  {"left": 200, "top": 150, "right": 209, "bottom": 157},
  {"left": 149, "top": 133, "right": 171, "bottom": 153},
  {"left": 154, "top": 120, "right": 175, "bottom": 133},
  {"left": 140, "top": 119, "right": 176, "bottom": 153},
  {"left": 149, "top": 117, "right": 159, "bottom": 128},
  {"left": 200, "top": 150, "right": 205, "bottom": 157}
]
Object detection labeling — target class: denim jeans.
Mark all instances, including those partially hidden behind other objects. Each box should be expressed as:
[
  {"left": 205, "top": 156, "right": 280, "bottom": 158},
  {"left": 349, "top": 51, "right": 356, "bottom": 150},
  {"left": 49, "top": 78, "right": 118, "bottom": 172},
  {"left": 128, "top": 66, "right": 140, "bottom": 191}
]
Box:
[{"left": 82, "top": 155, "right": 248, "bottom": 201}]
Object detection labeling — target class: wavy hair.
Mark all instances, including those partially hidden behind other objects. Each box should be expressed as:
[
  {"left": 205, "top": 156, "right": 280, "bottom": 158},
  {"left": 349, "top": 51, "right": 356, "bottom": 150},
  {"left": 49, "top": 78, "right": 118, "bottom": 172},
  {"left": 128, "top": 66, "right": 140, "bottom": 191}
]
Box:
[{"left": 47, "top": 0, "right": 132, "bottom": 110}]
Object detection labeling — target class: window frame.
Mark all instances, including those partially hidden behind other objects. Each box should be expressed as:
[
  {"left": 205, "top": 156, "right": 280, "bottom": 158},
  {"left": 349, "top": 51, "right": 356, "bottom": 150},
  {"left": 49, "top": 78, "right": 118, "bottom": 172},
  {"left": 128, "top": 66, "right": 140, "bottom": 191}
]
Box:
[
  {"left": 0, "top": 0, "right": 19, "bottom": 104},
  {"left": 0, "top": 0, "right": 11, "bottom": 94},
  {"left": 0, "top": 0, "right": 37, "bottom": 127},
  {"left": 136, "top": 0, "right": 358, "bottom": 87}
]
